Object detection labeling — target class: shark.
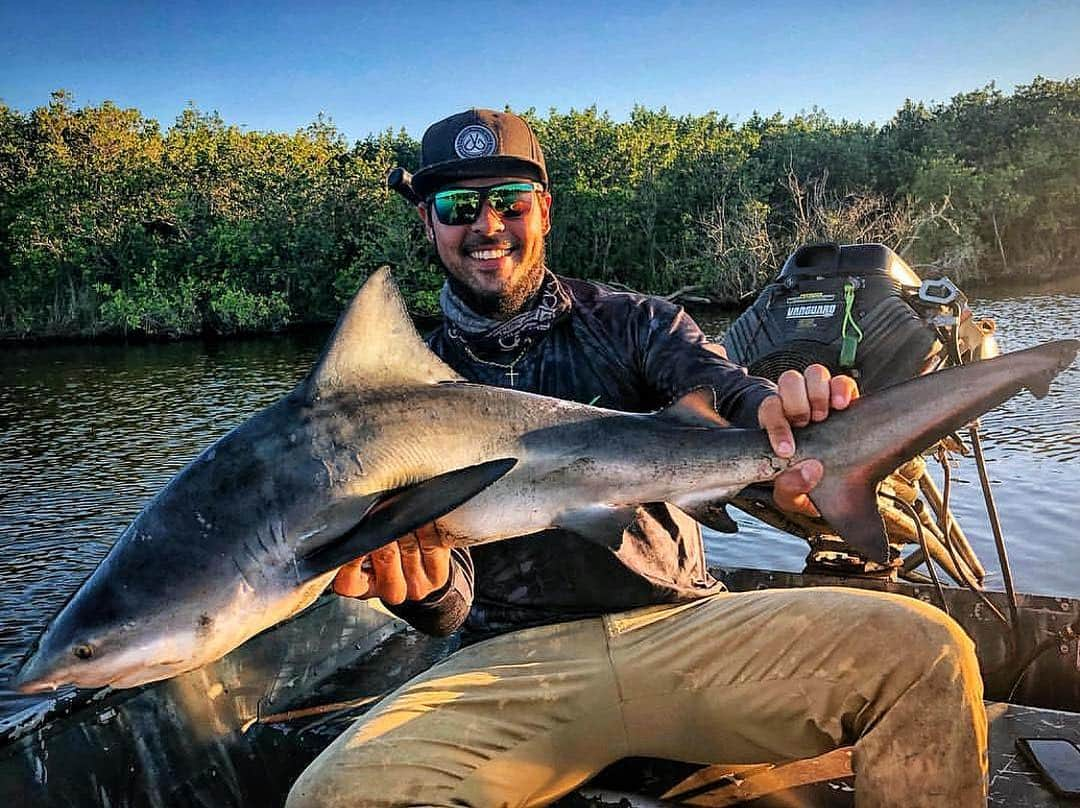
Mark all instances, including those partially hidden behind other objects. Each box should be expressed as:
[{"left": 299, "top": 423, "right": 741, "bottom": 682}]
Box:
[{"left": 12, "top": 268, "right": 1078, "bottom": 693}]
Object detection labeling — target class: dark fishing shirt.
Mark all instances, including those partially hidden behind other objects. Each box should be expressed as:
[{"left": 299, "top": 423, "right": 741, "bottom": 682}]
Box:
[{"left": 392, "top": 275, "right": 777, "bottom": 640}]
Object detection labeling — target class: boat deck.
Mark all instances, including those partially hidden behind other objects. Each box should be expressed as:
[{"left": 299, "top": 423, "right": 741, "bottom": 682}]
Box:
[{"left": 986, "top": 701, "right": 1080, "bottom": 807}]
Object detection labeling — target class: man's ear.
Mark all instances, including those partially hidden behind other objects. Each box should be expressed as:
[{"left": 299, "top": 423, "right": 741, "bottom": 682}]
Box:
[
  {"left": 539, "top": 190, "right": 553, "bottom": 236},
  {"left": 417, "top": 203, "right": 435, "bottom": 242}
]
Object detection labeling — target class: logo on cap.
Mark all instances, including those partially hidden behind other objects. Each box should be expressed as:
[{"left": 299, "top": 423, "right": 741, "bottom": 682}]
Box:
[{"left": 454, "top": 125, "right": 497, "bottom": 159}]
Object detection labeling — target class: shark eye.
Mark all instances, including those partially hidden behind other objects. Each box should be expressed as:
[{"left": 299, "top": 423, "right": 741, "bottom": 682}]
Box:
[{"left": 73, "top": 644, "right": 94, "bottom": 660}]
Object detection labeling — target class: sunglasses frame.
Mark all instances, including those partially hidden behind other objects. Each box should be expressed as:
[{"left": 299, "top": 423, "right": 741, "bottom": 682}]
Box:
[{"left": 427, "top": 181, "right": 545, "bottom": 226}]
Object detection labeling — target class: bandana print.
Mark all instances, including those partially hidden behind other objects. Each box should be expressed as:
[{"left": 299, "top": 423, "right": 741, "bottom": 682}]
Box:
[{"left": 440, "top": 270, "right": 571, "bottom": 356}]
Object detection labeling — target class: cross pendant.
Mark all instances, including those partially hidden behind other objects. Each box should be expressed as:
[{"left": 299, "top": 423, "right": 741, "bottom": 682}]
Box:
[{"left": 505, "top": 367, "right": 518, "bottom": 386}]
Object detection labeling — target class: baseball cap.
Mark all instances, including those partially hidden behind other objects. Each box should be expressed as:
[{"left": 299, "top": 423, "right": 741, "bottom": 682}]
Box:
[{"left": 409, "top": 109, "right": 548, "bottom": 198}]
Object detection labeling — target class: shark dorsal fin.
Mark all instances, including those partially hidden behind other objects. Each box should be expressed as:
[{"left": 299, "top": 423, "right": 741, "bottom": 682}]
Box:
[{"left": 308, "top": 267, "right": 462, "bottom": 395}]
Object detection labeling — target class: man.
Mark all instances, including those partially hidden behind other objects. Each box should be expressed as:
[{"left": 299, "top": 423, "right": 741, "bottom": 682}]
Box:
[{"left": 287, "top": 110, "right": 987, "bottom": 807}]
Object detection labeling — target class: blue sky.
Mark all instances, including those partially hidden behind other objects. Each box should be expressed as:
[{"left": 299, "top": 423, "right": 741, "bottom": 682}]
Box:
[{"left": 2, "top": 1, "right": 1078, "bottom": 140}]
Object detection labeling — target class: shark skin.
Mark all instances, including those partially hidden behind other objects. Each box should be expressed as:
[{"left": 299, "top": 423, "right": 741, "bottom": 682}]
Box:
[{"left": 12, "top": 267, "right": 1078, "bottom": 694}]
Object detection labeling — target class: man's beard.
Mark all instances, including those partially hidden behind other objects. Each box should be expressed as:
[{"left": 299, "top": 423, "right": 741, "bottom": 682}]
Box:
[{"left": 446, "top": 245, "right": 548, "bottom": 320}]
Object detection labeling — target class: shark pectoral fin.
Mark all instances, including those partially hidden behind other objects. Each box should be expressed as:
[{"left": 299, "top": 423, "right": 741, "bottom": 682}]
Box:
[
  {"left": 555, "top": 505, "right": 640, "bottom": 549},
  {"left": 298, "top": 458, "right": 517, "bottom": 579},
  {"left": 729, "top": 483, "right": 829, "bottom": 541},
  {"left": 675, "top": 500, "right": 740, "bottom": 533},
  {"left": 670, "top": 488, "right": 745, "bottom": 534},
  {"left": 809, "top": 475, "right": 890, "bottom": 564}
]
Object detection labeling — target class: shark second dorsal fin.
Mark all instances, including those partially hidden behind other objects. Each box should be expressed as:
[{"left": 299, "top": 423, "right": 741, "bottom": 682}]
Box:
[{"left": 308, "top": 267, "right": 462, "bottom": 395}]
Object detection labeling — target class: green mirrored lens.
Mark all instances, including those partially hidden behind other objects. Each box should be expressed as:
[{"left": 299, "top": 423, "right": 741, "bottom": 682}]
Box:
[
  {"left": 433, "top": 189, "right": 480, "bottom": 225},
  {"left": 431, "top": 183, "right": 538, "bottom": 225},
  {"left": 486, "top": 184, "right": 535, "bottom": 218}
]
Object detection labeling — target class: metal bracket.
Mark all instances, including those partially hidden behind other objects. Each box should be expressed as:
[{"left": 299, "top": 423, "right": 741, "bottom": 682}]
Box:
[{"left": 919, "top": 277, "right": 962, "bottom": 306}]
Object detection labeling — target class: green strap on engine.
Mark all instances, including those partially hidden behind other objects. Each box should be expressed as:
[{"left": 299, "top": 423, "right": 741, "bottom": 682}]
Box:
[{"left": 840, "top": 282, "right": 863, "bottom": 367}]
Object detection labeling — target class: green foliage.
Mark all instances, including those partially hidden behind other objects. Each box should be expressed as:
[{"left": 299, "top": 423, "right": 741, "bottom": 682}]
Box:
[
  {"left": 1, "top": 78, "right": 1077, "bottom": 338},
  {"left": 94, "top": 267, "right": 201, "bottom": 336},
  {"left": 208, "top": 283, "right": 291, "bottom": 334}
]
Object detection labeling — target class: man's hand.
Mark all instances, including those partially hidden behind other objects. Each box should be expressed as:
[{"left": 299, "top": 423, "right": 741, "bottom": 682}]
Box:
[
  {"left": 333, "top": 522, "right": 452, "bottom": 606},
  {"left": 759, "top": 365, "right": 859, "bottom": 516}
]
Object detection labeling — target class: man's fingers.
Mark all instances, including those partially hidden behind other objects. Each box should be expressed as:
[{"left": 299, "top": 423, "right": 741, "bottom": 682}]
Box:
[
  {"left": 758, "top": 394, "right": 796, "bottom": 458},
  {"left": 369, "top": 543, "right": 408, "bottom": 605},
  {"left": 773, "top": 461, "right": 823, "bottom": 517},
  {"left": 332, "top": 525, "right": 454, "bottom": 605},
  {"left": 415, "top": 521, "right": 453, "bottom": 549},
  {"left": 397, "top": 537, "right": 431, "bottom": 601},
  {"left": 760, "top": 369, "right": 857, "bottom": 517},
  {"left": 830, "top": 374, "right": 860, "bottom": 409},
  {"left": 333, "top": 557, "right": 372, "bottom": 598},
  {"left": 419, "top": 546, "right": 451, "bottom": 595},
  {"left": 777, "top": 369, "right": 812, "bottom": 428},
  {"left": 775, "top": 491, "right": 820, "bottom": 518},
  {"left": 804, "top": 364, "right": 832, "bottom": 422},
  {"left": 417, "top": 522, "right": 452, "bottom": 592}
]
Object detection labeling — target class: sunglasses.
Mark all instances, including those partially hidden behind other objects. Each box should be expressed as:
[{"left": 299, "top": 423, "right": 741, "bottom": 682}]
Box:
[{"left": 428, "top": 182, "right": 543, "bottom": 226}]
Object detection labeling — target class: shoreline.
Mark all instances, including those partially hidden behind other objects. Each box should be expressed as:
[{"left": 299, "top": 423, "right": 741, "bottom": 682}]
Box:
[{"left": 3, "top": 271, "right": 1076, "bottom": 347}]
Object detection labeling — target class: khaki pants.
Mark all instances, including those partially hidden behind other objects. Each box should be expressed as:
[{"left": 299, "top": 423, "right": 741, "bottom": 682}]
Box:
[{"left": 287, "top": 588, "right": 987, "bottom": 807}]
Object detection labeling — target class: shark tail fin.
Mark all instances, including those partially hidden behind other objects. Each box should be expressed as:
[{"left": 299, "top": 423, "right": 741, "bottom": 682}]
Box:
[
  {"left": 802, "top": 338, "right": 1079, "bottom": 564},
  {"left": 808, "top": 473, "right": 890, "bottom": 564}
]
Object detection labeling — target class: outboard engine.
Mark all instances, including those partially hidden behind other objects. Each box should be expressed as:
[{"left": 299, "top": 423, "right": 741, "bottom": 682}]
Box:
[
  {"left": 723, "top": 242, "right": 995, "bottom": 393},
  {"left": 722, "top": 243, "right": 998, "bottom": 578}
]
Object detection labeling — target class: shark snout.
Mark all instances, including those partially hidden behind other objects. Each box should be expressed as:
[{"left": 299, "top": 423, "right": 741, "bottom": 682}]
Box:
[{"left": 11, "top": 653, "right": 61, "bottom": 694}]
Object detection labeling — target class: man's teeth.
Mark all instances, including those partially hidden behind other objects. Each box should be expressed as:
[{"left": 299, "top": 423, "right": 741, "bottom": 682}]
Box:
[{"left": 469, "top": 248, "right": 512, "bottom": 260}]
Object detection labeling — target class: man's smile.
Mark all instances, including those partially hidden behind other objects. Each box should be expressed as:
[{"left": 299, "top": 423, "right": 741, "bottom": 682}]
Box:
[
  {"left": 464, "top": 242, "right": 517, "bottom": 265},
  {"left": 469, "top": 247, "right": 513, "bottom": 260}
]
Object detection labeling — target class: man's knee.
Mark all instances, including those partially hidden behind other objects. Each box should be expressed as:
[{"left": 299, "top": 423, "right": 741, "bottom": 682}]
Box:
[
  {"left": 284, "top": 767, "right": 325, "bottom": 808},
  {"left": 857, "top": 592, "right": 981, "bottom": 691},
  {"left": 286, "top": 765, "right": 347, "bottom": 808},
  {"left": 285, "top": 748, "right": 394, "bottom": 808},
  {"left": 287, "top": 745, "right": 449, "bottom": 808}
]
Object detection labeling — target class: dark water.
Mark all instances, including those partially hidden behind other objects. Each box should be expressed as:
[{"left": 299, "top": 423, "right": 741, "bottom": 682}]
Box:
[{"left": 1, "top": 282, "right": 1078, "bottom": 720}]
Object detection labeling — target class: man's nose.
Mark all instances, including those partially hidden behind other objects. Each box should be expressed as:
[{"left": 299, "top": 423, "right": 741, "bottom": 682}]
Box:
[{"left": 470, "top": 201, "right": 505, "bottom": 235}]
